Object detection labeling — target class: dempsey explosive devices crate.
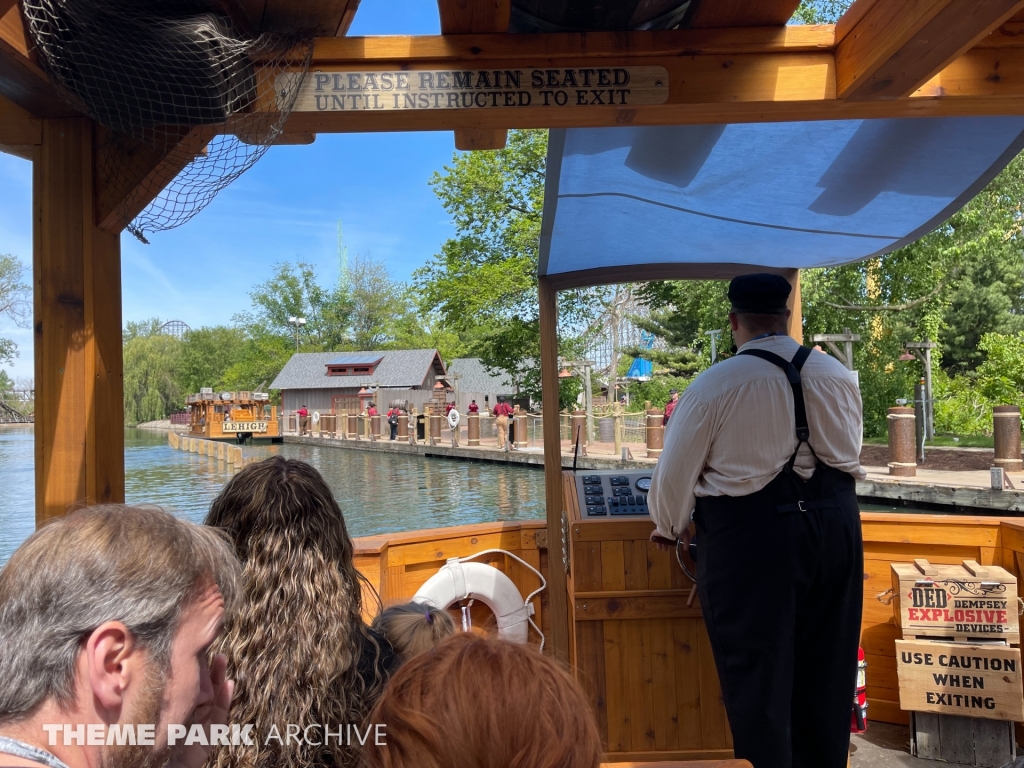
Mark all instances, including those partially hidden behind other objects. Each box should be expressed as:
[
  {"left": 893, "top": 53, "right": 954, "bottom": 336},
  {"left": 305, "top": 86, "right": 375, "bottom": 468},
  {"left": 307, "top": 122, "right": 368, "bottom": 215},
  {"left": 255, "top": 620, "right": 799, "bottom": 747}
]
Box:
[{"left": 889, "top": 559, "right": 1024, "bottom": 767}]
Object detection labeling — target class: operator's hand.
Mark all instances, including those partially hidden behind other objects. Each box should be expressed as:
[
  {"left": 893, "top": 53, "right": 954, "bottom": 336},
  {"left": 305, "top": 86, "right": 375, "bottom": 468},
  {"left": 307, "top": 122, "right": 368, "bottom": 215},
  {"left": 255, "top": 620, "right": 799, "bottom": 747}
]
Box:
[{"left": 649, "top": 530, "right": 675, "bottom": 552}]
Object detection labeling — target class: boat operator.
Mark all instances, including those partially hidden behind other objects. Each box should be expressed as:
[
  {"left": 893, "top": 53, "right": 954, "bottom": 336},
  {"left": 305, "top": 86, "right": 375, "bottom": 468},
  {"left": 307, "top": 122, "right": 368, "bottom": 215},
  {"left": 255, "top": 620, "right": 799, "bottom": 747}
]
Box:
[{"left": 648, "top": 273, "right": 865, "bottom": 768}]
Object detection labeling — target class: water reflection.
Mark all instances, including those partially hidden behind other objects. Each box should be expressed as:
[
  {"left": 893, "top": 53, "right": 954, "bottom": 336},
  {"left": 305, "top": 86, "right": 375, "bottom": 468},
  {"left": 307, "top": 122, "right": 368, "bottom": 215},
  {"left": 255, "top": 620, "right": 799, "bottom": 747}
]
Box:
[{"left": 0, "top": 427, "right": 546, "bottom": 565}]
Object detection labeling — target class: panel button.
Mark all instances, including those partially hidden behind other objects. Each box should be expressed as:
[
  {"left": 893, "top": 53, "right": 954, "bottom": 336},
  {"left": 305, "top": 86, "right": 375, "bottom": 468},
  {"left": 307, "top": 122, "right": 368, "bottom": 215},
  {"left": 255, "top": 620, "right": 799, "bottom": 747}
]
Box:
[
  {"left": 611, "top": 505, "right": 644, "bottom": 516},
  {"left": 587, "top": 505, "right": 607, "bottom": 516},
  {"left": 613, "top": 487, "right": 631, "bottom": 497},
  {"left": 585, "top": 495, "right": 604, "bottom": 505},
  {"left": 583, "top": 475, "right": 602, "bottom": 485},
  {"left": 609, "top": 476, "right": 629, "bottom": 486}
]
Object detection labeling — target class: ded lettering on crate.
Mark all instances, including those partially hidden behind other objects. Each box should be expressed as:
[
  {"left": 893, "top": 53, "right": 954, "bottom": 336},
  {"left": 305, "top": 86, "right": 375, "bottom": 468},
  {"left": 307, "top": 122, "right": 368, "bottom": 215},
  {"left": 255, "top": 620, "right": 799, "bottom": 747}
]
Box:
[{"left": 891, "top": 559, "right": 1020, "bottom": 644}]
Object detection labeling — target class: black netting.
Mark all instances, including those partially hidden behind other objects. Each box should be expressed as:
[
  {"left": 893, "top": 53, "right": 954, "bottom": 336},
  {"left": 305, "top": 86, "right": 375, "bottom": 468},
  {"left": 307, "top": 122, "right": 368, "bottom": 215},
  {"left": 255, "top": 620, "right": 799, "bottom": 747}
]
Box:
[{"left": 23, "top": 0, "right": 312, "bottom": 242}]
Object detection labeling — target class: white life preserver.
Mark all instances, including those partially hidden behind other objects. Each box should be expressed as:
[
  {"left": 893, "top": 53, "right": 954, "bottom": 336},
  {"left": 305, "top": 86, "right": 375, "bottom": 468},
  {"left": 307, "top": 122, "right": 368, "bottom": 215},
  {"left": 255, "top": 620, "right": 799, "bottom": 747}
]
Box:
[
  {"left": 311, "top": 411, "right": 320, "bottom": 424},
  {"left": 447, "top": 409, "right": 460, "bottom": 429},
  {"left": 413, "top": 558, "right": 531, "bottom": 644}
]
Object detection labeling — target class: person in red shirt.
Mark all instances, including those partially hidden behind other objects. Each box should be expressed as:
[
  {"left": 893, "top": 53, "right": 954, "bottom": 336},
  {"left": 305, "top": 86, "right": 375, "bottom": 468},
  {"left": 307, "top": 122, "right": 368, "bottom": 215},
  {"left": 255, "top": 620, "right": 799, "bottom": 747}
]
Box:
[
  {"left": 297, "top": 404, "right": 309, "bottom": 435},
  {"left": 467, "top": 400, "right": 479, "bottom": 413},
  {"left": 367, "top": 402, "right": 378, "bottom": 416},
  {"left": 493, "top": 397, "right": 514, "bottom": 449},
  {"left": 445, "top": 401, "right": 455, "bottom": 415},
  {"left": 663, "top": 390, "right": 679, "bottom": 426}
]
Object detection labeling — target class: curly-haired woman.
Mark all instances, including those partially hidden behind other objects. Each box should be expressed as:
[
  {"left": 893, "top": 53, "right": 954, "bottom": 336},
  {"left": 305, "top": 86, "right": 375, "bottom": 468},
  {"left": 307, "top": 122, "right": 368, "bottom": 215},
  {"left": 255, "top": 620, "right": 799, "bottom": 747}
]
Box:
[{"left": 204, "top": 456, "right": 395, "bottom": 768}]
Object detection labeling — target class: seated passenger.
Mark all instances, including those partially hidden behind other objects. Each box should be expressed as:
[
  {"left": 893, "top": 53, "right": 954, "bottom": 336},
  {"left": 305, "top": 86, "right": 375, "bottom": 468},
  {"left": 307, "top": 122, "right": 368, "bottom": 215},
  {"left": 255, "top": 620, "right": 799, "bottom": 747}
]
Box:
[
  {"left": 0, "top": 505, "right": 242, "bottom": 768},
  {"left": 204, "top": 456, "right": 395, "bottom": 768},
  {"left": 371, "top": 602, "right": 455, "bottom": 665},
  {"left": 363, "top": 633, "right": 602, "bottom": 768}
]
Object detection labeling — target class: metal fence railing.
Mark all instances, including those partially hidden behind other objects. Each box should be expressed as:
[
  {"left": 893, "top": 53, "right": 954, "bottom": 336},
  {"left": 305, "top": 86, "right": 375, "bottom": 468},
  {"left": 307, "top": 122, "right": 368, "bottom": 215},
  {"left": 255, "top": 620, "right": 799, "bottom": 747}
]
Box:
[{"left": 278, "top": 409, "right": 661, "bottom": 453}]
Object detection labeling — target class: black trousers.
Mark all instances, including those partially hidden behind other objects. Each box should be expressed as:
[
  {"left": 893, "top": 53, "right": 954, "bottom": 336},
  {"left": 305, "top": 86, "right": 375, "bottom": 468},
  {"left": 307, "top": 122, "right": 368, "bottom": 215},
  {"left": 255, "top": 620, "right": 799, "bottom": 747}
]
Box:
[
  {"left": 694, "top": 466, "right": 863, "bottom": 768},
  {"left": 389, "top": 422, "right": 398, "bottom": 440}
]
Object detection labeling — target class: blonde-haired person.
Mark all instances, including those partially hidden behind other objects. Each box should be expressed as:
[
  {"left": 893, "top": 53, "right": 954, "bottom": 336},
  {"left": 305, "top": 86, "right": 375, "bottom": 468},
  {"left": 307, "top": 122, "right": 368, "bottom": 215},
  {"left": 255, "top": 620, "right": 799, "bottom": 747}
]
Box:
[
  {"left": 204, "top": 456, "right": 396, "bottom": 768},
  {"left": 363, "top": 633, "right": 602, "bottom": 768},
  {"left": 371, "top": 603, "right": 455, "bottom": 665}
]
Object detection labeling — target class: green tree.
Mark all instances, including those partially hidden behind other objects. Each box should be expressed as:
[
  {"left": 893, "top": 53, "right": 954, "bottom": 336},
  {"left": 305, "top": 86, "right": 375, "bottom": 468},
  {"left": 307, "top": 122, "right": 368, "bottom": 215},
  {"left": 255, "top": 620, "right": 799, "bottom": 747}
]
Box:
[
  {"left": 235, "top": 261, "right": 352, "bottom": 352},
  {"left": 415, "top": 129, "right": 597, "bottom": 401},
  {"left": 0, "top": 254, "right": 31, "bottom": 366},
  {"left": 122, "top": 320, "right": 182, "bottom": 424},
  {"left": 388, "top": 303, "right": 467, "bottom": 361},
  {"left": 220, "top": 328, "right": 294, "bottom": 396},
  {"left": 178, "top": 326, "right": 247, "bottom": 394},
  {"left": 348, "top": 254, "right": 405, "bottom": 349},
  {"left": 791, "top": 0, "right": 851, "bottom": 24},
  {"left": 624, "top": 309, "right": 701, "bottom": 376}
]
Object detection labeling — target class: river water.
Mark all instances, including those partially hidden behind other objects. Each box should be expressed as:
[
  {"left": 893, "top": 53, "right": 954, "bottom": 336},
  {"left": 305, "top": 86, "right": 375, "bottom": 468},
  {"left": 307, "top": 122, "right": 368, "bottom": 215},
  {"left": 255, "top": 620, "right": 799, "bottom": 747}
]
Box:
[{"left": 0, "top": 426, "right": 546, "bottom": 565}]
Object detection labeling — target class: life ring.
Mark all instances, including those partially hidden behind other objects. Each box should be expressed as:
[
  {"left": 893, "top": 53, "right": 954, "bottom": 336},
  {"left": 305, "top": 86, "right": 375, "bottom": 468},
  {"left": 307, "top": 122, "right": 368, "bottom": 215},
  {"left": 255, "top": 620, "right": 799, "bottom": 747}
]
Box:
[
  {"left": 311, "top": 411, "right": 320, "bottom": 424},
  {"left": 413, "top": 558, "right": 531, "bottom": 644},
  {"left": 447, "top": 409, "right": 460, "bottom": 429}
]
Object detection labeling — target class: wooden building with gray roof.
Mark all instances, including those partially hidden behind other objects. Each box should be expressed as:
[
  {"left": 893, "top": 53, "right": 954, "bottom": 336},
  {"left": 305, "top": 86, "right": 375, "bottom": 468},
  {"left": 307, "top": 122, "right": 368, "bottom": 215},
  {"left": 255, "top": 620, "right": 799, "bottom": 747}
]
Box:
[
  {"left": 446, "top": 357, "right": 520, "bottom": 413},
  {"left": 270, "top": 349, "right": 448, "bottom": 415}
]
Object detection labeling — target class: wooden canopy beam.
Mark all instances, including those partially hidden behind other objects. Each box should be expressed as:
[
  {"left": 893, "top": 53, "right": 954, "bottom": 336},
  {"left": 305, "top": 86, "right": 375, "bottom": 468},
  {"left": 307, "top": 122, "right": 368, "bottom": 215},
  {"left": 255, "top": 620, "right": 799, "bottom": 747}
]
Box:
[
  {"left": 836, "top": 0, "right": 1024, "bottom": 100},
  {"left": 94, "top": 126, "right": 216, "bottom": 234},
  {"left": 0, "top": 90, "right": 39, "bottom": 158},
  {"left": 438, "top": 0, "right": 511, "bottom": 150},
  {"left": 274, "top": 25, "right": 1024, "bottom": 136},
  {"left": 0, "top": 3, "right": 76, "bottom": 118}
]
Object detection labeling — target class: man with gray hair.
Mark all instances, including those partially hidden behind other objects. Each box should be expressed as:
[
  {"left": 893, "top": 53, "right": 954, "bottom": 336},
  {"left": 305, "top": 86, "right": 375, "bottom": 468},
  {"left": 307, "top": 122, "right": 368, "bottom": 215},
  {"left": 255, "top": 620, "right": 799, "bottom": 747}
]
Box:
[{"left": 0, "top": 505, "right": 243, "bottom": 768}]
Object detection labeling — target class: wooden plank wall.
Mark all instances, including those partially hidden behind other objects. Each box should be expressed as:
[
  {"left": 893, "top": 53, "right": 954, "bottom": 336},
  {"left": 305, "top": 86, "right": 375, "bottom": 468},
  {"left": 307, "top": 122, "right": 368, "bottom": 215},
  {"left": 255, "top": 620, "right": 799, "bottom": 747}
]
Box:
[
  {"left": 350, "top": 512, "right": 1024, "bottom": 760},
  {"left": 352, "top": 520, "right": 550, "bottom": 648},
  {"left": 569, "top": 517, "right": 732, "bottom": 763}
]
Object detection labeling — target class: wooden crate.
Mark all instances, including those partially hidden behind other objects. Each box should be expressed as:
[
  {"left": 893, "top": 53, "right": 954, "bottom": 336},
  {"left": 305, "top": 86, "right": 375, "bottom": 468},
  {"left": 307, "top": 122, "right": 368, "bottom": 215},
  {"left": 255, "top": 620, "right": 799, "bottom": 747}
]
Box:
[
  {"left": 911, "top": 712, "right": 1015, "bottom": 768},
  {"left": 896, "top": 639, "right": 1024, "bottom": 721},
  {"left": 891, "top": 559, "right": 1019, "bottom": 643}
]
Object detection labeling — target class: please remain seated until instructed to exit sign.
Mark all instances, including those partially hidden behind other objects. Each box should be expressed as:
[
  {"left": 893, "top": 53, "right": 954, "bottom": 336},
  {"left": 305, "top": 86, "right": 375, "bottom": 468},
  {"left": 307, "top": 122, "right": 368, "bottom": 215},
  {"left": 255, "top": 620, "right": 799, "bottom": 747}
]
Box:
[{"left": 278, "top": 67, "right": 670, "bottom": 112}]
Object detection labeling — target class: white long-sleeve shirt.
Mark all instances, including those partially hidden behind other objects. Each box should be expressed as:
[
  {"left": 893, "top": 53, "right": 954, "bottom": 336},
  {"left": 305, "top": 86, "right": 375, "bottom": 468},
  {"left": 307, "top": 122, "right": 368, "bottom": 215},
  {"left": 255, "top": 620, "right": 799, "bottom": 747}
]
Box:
[{"left": 648, "top": 334, "right": 865, "bottom": 540}]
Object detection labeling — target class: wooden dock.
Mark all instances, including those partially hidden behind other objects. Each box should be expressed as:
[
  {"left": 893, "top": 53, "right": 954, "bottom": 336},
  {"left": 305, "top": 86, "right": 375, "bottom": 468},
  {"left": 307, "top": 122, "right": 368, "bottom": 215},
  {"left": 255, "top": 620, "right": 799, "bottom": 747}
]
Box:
[
  {"left": 168, "top": 431, "right": 253, "bottom": 467},
  {"left": 859, "top": 466, "right": 1024, "bottom": 514},
  {"left": 286, "top": 435, "right": 1024, "bottom": 514}
]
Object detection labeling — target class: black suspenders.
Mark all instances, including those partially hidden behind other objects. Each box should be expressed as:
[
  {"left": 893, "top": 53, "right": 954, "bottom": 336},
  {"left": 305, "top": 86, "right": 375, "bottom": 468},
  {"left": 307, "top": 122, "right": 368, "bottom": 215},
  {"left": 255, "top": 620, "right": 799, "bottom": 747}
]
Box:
[{"left": 737, "top": 345, "right": 819, "bottom": 474}]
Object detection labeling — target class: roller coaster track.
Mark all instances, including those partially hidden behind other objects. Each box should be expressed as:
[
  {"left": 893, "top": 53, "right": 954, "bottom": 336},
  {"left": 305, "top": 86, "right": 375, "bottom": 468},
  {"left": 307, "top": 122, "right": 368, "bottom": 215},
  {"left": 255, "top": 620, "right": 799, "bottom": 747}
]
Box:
[{"left": 0, "top": 400, "right": 31, "bottom": 423}]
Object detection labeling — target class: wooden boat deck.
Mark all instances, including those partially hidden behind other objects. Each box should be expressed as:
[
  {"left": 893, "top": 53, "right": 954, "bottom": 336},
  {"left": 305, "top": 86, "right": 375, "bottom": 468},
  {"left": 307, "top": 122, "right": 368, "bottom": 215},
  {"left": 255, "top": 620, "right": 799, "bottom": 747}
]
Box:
[{"left": 352, "top": 511, "right": 1024, "bottom": 762}]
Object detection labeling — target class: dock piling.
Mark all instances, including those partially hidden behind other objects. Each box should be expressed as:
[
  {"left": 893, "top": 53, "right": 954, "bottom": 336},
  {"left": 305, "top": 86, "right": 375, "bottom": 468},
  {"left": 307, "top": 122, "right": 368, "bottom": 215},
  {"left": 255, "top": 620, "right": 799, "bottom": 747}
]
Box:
[
  {"left": 645, "top": 410, "right": 664, "bottom": 458},
  {"left": 467, "top": 413, "right": 480, "bottom": 445},
  {"left": 993, "top": 405, "right": 1022, "bottom": 472},
  {"left": 887, "top": 406, "right": 917, "bottom": 476}
]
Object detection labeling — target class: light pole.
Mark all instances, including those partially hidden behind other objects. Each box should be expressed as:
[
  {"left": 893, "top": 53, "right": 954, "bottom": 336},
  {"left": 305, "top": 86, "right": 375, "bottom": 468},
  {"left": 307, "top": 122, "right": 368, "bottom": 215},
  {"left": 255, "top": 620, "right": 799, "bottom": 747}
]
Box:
[
  {"left": 705, "top": 329, "right": 723, "bottom": 363},
  {"left": 287, "top": 316, "right": 306, "bottom": 351}
]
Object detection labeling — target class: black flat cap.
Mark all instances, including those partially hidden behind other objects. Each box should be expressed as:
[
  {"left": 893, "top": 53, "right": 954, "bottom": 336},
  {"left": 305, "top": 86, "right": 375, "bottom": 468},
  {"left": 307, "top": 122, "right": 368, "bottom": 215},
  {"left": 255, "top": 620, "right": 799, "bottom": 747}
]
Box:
[{"left": 728, "top": 273, "right": 791, "bottom": 314}]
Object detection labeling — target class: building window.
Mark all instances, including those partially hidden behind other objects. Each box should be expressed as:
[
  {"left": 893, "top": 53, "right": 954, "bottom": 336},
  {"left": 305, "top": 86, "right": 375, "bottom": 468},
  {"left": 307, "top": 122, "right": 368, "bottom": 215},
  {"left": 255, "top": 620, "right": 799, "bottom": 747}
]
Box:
[{"left": 326, "top": 365, "right": 375, "bottom": 376}]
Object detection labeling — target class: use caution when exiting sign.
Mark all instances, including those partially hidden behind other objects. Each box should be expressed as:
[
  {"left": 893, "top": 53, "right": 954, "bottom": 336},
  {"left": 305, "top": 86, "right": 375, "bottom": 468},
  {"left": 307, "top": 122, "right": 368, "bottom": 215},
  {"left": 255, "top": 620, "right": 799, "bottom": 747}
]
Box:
[{"left": 896, "top": 639, "right": 1024, "bottom": 721}]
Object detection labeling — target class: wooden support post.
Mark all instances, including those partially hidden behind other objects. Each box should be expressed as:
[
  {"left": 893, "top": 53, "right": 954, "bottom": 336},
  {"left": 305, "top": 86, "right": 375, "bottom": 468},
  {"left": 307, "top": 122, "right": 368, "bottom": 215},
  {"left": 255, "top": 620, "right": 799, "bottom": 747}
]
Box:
[
  {"left": 34, "top": 117, "right": 124, "bottom": 526},
  {"left": 785, "top": 268, "right": 803, "bottom": 344},
  {"left": 538, "top": 276, "right": 570, "bottom": 663}
]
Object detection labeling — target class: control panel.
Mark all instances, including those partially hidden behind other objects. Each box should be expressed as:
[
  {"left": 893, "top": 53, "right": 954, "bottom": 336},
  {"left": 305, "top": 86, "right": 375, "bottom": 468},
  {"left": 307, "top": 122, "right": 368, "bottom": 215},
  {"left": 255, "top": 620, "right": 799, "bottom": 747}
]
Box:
[{"left": 573, "top": 471, "right": 654, "bottom": 518}]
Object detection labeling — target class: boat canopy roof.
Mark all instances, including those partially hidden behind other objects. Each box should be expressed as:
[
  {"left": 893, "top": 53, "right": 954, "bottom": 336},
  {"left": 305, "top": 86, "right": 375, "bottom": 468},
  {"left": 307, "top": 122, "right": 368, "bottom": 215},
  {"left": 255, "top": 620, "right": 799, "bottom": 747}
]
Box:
[{"left": 539, "top": 117, "right": 1024, "bottom": 289}]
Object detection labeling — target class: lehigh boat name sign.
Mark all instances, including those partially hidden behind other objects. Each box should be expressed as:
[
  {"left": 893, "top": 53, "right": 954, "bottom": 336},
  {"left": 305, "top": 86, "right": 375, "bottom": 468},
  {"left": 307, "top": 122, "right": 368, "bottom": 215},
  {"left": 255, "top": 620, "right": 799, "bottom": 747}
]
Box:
[{"left": 280, "top": 67, "right": 669, "bottom": 112}]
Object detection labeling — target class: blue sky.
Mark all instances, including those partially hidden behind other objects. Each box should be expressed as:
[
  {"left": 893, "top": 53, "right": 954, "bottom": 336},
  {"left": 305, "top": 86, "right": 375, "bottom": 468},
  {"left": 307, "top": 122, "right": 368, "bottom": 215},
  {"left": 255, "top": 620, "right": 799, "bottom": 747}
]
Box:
[{"left": 0, "top": 0, "right": 451, "bottom": 381}]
